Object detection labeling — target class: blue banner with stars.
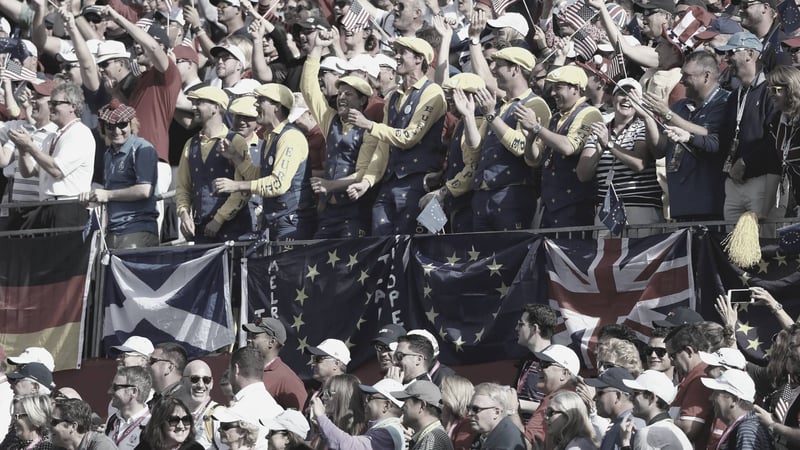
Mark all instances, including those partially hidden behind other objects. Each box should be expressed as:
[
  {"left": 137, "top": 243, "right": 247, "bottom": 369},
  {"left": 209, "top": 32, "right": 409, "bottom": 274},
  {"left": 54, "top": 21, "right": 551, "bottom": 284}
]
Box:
[{"left": 695, "top": 230, "right": 800, "bottom": 363}]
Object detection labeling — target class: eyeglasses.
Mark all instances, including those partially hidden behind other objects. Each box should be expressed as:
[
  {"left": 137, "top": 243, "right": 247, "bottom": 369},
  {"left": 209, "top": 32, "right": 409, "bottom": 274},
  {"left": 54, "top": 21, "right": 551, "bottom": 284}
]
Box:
[
  {"left": 366, "top": 395, "right": 387, "bottom": 403},
  {"left": 631, "top": 390, "right": 645, "bottom": 398},
  {"left": 646, "top": 347, "right": 668, "bottom": 358},
  {"left": 98, "top": 59, "right": 121, "bottom": 69},
  {"left": 217, "top": 53, "right": 238, "bottom": 62},
  {"left": 312, "top": 355, "right": 333, "bottom": 364},
  {"left": 12, "top": 413, "right": 28, "bottom": 421},
  {"left": 149, "top": 357, "right": 172, "bottom": 366},
  {"left": 545, "top": 408, "right": 565, "bottom": 418},
  {"left": 48, "top": 100, "right": 71, "bottom": 107},
  {"left": 374, "top": 344, "right": 391, "bottom": 353},
  {"left": 111, "top": 384, "right": 135, "bottom": 391},
  {"left": 467, "top": 404, "right": 497, "bottom": 415},
  {"left": 668, "top": 348, "right": 686, "bottom": 360},
  {"left": 176, "top": 58, "right": 193, "bottom": 65},
  {"left": 395, "top": 2, "right": 406, "bottom": 11},
  {"left": 268, "top": 430, "right": 289, "bottom": 438},
  {"left": 768, "top": 85, "right": 786, "bottom": 94},
  {"left": 393, "top": 351, "right": 423, "bottom": 362},
  {"left": 681, "top": 71, "right": 707, "bottom": 80},
  {"left": 167, "top": 415, "right": 192, "bottom": 428},
  {"left": 218, "top": 422, "right": 240, "bottom": 431},
  {"left": 104, "top": 122, "right": 129, "bottom": 131},
  {"left": 321, "top": 390, "right": 336, "bottom": 399},
  {"left": 50, "top": 418, "right": 70, "bottom": 427},
  {"left": 187, "top": 375, "right": 213, "bottom": 385}
]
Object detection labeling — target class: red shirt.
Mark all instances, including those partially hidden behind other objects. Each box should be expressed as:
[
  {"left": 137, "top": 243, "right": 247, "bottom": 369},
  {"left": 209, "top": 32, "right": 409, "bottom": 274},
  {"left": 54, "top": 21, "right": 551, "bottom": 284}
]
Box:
[
  {"left": 262, "top": 356, "right": 308, "bottom": 410},
  {"left": 672, "top": 362, "right": 714, "bottom": 450},
  {"left": 129, "top": 59, "right": 181, "bottom": 162}
]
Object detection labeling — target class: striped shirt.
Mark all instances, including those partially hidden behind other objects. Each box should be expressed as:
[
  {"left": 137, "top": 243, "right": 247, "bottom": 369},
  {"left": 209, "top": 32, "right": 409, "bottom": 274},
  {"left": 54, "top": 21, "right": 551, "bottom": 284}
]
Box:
[
  {"left": 1, "top": 121, "right": 58, "bottom": 203},
  {"left": 586, "top": 118, "right": 661, "bottom": 208}
]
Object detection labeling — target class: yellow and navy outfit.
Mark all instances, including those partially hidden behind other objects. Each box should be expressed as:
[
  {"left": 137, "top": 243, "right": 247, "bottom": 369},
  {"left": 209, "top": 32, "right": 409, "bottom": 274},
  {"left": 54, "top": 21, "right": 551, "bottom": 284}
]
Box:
[
  {"left": 472, "top": 89, "right": 551, "bottom": 231},
  {"left": 362, "top": 76, "right": 447, "bottom": 235},
  {"left": 175, "top": 127, "right": 251, "bottom": 242}
]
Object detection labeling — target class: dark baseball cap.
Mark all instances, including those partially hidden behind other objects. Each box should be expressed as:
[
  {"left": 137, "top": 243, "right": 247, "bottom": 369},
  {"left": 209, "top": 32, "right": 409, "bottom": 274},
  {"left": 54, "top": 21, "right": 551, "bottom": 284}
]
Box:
[
  {"left": 242, "top": 317, "right": 287, "bottom": 345},
  {"left": 7, "top": 362, "right": 54, "bottom": 389},
  {"left": 292, "top": 15, "right": 331, "bottom": 32},
  {"left": 372, "top": 324, "right": 407, "bottom": 346},
  {"left": 584, "top": 367, "right": 635, "bottom": 392},
  {"left": 652, "top": 306, "right": 704, "bottom": 328},
  {"left": 695, "top": 17, "right": 743, "bottom": 41},
  {"left": 633, "top": 0, "right": 676, "bottom": 14}
]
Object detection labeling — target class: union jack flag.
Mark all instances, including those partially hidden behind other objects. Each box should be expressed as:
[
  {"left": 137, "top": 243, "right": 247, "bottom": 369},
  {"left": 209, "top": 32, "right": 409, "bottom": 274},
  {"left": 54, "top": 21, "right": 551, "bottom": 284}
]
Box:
[
  {"left": 1, "top": 58, "right": 38, "bottom": 82},
  {"left": 341, "top": 0, "right": 371, "bottom": 32},
  {"left": 544, "top": 230, "right": 694, "bottom": 371}
]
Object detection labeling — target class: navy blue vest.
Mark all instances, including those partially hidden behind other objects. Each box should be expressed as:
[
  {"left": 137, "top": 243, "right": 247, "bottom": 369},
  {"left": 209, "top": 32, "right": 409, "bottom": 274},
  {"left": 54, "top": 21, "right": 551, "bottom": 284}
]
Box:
[
  {"left": 260, "top": 124, "right": 313, "bottom": 217},
  {"left": 473, "top": 91, "right": 537, "bottom": 190},
  {"left": 324, "top": 116, "right": 363, "bottom": 205},
  {"left": 188, "top": 131, "right": 251, "bottom": 238},
  {"left": 385, "top": 80, "right": 445, "bottom": 178},
  {"left": 443, "top": 119, "right": 472, "bottom": 211},
  {"left": 540, "top": 102, "right": 596, "bottom": 211}
]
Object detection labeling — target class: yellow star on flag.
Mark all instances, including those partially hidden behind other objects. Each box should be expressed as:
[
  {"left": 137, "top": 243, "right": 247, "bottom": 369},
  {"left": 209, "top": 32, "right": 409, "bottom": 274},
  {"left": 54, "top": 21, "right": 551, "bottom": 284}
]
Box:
[
  {"left": 747, "top": 337, "right": 762, "bottom": 351},
  {"left": 757, "top": 259, "right": 769, "bottom": 274},
  {"left": 296, "top": 336, "right": 309, "bottom": 353},
  {"left": 306, "top": 264, "right": 320, "bottom": 282},
  {"left": 291, "top": 314, "right": 305, "bottom": 332},
  {"left": 474, "top": 328, "right": 485, "bottom": 343},
  {"left": 487, "top": 259, "right": 503, "bottom": 277},
  {"left": 327, "top": 250, "right": 340, "bottom": 267},
  {"left": 446, "top": 253, "right": 460, "bottom": 265},
  {"left": 346, "top": 253, "right": 359, "bottom": 270},
  {"left": 468, "top": 246, "right": 481, "bottom": 262},
  {"left": 426, "top": 307, "right": 439, "bottom": 323},
  {"left": 424, "top": 285, "right": 432, "bottom": 298},
  {"left": 422, "top": 263, "right": 436, "bottom": 276},
  {"left": 358, "top": 270, "right": 369, "bottom": 285},
  {"left": 774, "top": 254, "right": 787, "bottom": 267},
  {"left": 453, "top": 335, "right": 465, "bottom": 352},
  {"left": 295, "top": 288, "right": 308, "bottom": 306},
  {"left": 496, "top": 282, "right": 509, "bottom": 298},
  {"left": 356, "top": 317, "right": 367, "bottom": 329},
  {"left": 739, "top": 272, "right": 751, "bottom": 286},
  {"left": 737, "top": 321, "right": 753, "bottom": 335}
]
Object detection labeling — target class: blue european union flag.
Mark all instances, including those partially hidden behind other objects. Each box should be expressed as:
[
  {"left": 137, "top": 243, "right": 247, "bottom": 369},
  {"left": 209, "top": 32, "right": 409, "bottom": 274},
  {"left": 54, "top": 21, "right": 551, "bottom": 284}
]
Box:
[{"left": 598, "top": 183, "right": 626, "bottom": 235}]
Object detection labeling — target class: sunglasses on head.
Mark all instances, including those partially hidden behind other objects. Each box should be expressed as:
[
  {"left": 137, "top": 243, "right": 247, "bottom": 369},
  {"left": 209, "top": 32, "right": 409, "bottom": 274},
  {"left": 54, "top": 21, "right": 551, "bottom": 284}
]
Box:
[{"left": 167, "top": 415, "right": 192, "bottom": 428}]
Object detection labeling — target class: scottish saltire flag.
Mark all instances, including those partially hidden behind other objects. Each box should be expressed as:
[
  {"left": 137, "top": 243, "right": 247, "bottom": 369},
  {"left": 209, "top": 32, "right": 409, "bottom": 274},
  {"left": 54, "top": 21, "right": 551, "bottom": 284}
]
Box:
[
  {"left": 544, "top": 230, "right": 694, "bottom": 371},
  {"left": 102, "top": 245, "right": 235, "bottom": 357},
  {"left": 695, "top": 232, "right": 800, "bottom": 363},
  {"left": 407, "top": 233, "right": 545, "bottom": 364},
  {"left": 0, "top": 231, "right": 95, "bottom": 370},
  {"left": 598, "top": 183, "right": 626, "bottom": 235},
  {"left": 244, "top": 236, "right": 409, "bottom": 376}
]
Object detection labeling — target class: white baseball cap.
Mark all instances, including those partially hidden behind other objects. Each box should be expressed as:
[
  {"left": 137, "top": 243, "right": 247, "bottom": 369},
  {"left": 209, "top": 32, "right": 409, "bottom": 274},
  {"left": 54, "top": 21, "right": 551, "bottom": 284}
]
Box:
[
  {"left": 320, "top": 56, "right": 348, "bottom": 75},
  {"left": 699, "top": 348, "right": 747, "bottom": 370},
  {"left": 534, "top": 344, "right": 580, "bottom": 376},
  {"left": 288, "top": 93, "right": 309, "bottom": 123},
  {"left": 360, "top": 378, "right": 405, "bottom": 407},
  {"left": 8, "top": 347, "right": 55, "bottom": 372},
  {"left": 112, "top": 336, "right": 154, "bottom": 357},
  {"left": 261, "top": 409, "right": 310, "bottom": 438},
  {"left": 701, "top": 369, "right": 756, "bottom": 403},
  {"left": 408, "top": 329, "right": 439, "bottom": 357},
  {"left": 623, "top": 370, "right": 677, "bottom": 404},
  {"left": 95, "top": 40, "right": 129, "bottom": 64},
  {"left": 212, "top": 406, "right": 258, "bottom": 427},
  {"left": 347, "top": 54, "right": 379, "bottom": 78},
  {"left": 210, "top": 43, "right": 247, "bottom": 68},
  {"left": 374, "top": 53, "right": 397, "bottom": 70},
  {"left": 308, "top": 338, "right": 351, "bottom": 365},
  {"left": 486, "top": 12, "right": 529, "bottom": 36}
]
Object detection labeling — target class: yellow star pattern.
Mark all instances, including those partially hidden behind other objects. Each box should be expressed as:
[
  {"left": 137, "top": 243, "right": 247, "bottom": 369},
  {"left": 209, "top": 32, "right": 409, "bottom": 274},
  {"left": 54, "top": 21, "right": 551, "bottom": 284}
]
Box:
[
  {"left": 422, "top": 263, "right": 436, "bottom": 276},
  {"left": 474, "top": 328, "right": 485, "bottom": 343},
  {"left": 739, "top": 272, "right": 751, "bottom": 286},
  {"left": 468, "top": 246, "right": 481, "bottom": 262},
  {"left": 356, "top": 317, "right": 367, "bottom": 330},
  {"left": 291, "top": 314, "right": 305, "bottom": 332},
  {"left": 346, "top": 253, "right": 359, "bottom": 270},
  {"left": 737, "top": 302, "right": 750, "bottom": 313},
  {"left": 747, "top": 337, "right": 762, "bottom": 351},
  {"left": 344, "top": 338, "right": 355, "bottom": 349},
  {"left": 295, "top": 288, "right": 308, "bottom": 306},
  {"left": 438, "top": 327, "right": 447, "bottom": 341},
  {"left": 737, "top": 321, "right": 753, "bottom": 335},
  {"left": 774, "top": 254, "right": 787, "bottom": 267},
  {"left": 496, "top": 282, "right": 509, "bottom": 298},
  {"left": 446, "top": 253, "right": 460, "bottom": 265},
  {"left": 453, "top": 336, "right": 465, "bottom": 352},
  {"left": 296, "top": 336, "right": 309, "bottom": 353},
  {"left": 487, "top": 259, "right": 503, "bottom": 277},
  {"left": 424, "top": 285, "right": 432, "bottom": 298},
  {"left": 358, "top": 270, "right": 369, "bottom": 285},
  {"left": 327, "top": 250, "right": 340, "bottom": 267},
  {"left": 757, "top": 259, "right": 769, "bottom": 274},
  {"left": 426, "top": 307, "right": 439, "bottom": 323},
  {"left": 306, "top": 264, "right": 320, "bottom": 282}
]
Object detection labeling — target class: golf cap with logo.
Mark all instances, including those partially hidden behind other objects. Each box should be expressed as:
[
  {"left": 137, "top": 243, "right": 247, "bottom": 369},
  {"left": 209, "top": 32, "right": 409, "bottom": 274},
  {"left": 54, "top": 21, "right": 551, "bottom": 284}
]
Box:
[
  {"left": 372, "top": 324, "right": 407, "bottom": 348},
  {"left": 8, "top": 347, "right": 55, "bottom": 372},
  {"left": 307, "top": 338, "right": 351, "bottom": 364},
  {"left": 701, "top": 368, "right": 756, "bottom": 402},
  {"left": 111, "top": 336, "right": 154, "bottom": 357},
  {"left": 360, "top": 378, "right": 405, "bottom": 407},
  {"left": 7, "top": 362, "right": 54, "bottom": 389},
  {"left": 391, "top": 380, "right": 442, "bottom": 406},
  {"left": 698, "top": 348, "right": 746, "bottom": 370},
  {"left": 242, "top": 316, "right": 287, "bottom": 345},
  {"left": 533, "top": 344, "right": 580, "bottom": 376},
  {"left": 623, "top": 370, "right": 677, "bottom": 403},
  {"left": 584, "top": 367, "right": 635, "bottom": 393}
]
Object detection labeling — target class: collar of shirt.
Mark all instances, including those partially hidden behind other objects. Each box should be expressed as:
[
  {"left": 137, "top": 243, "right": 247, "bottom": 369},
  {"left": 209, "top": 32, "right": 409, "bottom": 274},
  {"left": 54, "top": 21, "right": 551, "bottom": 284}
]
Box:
[
  {"left": 200, "top": 126, "right": 232, "bottom": 143},
  {"left": 267, "top": 120, "right": 289, "bottom": 139},
  {"left": 234, "top": 381, "right": 266, "bottom": 401},
  {"left": 118, "top": 406, "right": 150, "bottom": 425},
  {"left": 505, "top": 88, "right": 533, "bottom": 104},
  {"left": 411, "top": 419, "right": 443, "bottom": 443}
]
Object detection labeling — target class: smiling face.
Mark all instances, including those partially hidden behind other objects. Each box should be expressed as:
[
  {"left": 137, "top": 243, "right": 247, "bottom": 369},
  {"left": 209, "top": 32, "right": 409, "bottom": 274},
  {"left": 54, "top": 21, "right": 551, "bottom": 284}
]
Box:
[
  {"left": 30, "top": 92, "right": 51, "bottom": 126},
  {"left": 104, "top": 121, "right": 132, "bottom": 147},
  {"left": 536, "top": 361, "right": 571, "bottom": 394},
  {"left": 164, "top": 405, "right": 191, "bottom": 447},
  {"left": 184, "top": 364, "right": 213, "bottom": 406},
  {"left": 550, "top": 83, "right": 581, "bottom": 113},
  {"left": 612, "top": 89, "right": 636, "bottom": 119},
  {"left": 646, "top": 337, "right": 672, "bottom": 372},
  {"left": 336, "top": 83, "right": 366, "bottom": 117}
]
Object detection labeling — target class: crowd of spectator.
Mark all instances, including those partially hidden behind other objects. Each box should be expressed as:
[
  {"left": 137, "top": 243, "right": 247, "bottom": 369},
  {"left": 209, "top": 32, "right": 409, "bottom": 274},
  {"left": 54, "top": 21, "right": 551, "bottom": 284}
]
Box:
[
  {"left": 2, "top": 0, "right": 800, "bottom": 248},
  {"left": 0, "top": 287, "right": 797, "bottom": 450}
]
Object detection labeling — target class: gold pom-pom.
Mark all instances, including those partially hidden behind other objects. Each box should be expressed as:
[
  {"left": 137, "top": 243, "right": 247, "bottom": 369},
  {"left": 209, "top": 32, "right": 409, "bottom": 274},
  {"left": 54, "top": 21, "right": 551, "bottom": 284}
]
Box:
[{"left": 722, "top": 212, "right": 761, "bottom": 268}]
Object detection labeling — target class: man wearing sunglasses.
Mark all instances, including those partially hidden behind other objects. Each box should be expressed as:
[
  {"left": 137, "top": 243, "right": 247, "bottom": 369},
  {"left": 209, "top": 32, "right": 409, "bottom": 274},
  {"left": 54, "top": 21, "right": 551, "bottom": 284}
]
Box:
[
  {"left": 468, "top": 382, "right": 526, "bottom": 450},
  {"left": 524, "top": 344, "right": 579, "bottom": 450},
  {"left": 390, "top": 334, "right": 434, "bottom": 386},
  {"left": 148, "top": 342, "right": 188, "bottom": 406},
  {"left": 180, "top": 360, "right": 221, "bottom": 449},
  {"left": 738, "top": 0, "right": 785, "bottom": 71},
  {"left": 80, "top": 100, "right": 159, "bottom": 249},
  {"left": 391, "top": 380, "right": 453, "bottom": 450},
  {"left": 105, "top": 366, "right": 151, "bottom": 450},
  {"left": 51, "top": 399, "right": 117, "bottom": 450},
  {"left": 585, "top": 367, "right": 645, "bottom": 450},
  {"left": 620, "top": 370, "right": 689, "bottom": 450}
]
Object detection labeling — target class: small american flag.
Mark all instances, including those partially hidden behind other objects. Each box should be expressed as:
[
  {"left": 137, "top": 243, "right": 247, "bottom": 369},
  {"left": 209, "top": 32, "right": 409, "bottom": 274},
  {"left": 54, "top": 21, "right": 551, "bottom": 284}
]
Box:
[
  {"left": 572, "top": 29, "right": 598, "bottom": 62},
  {"left": 609, "top": 52, "right": 626, "bottom": 80},
  {"left": 2, "top": 58, "right": 38, "bottom": 82},
  {"left": 774, "top": 381, "right": 794, "bottom": 423},
  {"left": 561, "top": 0, "right": 597, "bottom": 30},
  {"left": 491, "top": 0, "right": 518, "bottom": 16},
  {"left": 341, "top": 0, "right": 371, "bottom": 32}
]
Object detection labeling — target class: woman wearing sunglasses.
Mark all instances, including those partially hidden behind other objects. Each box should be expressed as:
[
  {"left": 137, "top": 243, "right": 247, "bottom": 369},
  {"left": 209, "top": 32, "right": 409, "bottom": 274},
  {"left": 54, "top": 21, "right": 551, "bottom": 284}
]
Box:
[
  {"left": 10, "top": 394, "right": 53, "bottom": 450},
  {"left": 544, "top": 391, "right": 599, "bottom": 450},
  {"left": 211, "top": 407, "right": 260, "bottom": 450},
  {"left": 135, "top": 397, "right": 203, "bottom": 450}
]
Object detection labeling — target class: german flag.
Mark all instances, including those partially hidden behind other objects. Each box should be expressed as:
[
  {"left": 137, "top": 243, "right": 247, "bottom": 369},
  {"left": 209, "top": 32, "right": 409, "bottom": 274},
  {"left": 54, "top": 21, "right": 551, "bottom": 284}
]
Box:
[{"left": 0, "top": 231, "right": 93, "bottom": 371}]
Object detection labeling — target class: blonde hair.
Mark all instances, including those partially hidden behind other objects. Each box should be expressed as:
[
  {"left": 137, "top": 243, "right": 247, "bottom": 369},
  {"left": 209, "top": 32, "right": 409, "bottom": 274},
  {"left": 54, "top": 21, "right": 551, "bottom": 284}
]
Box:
[
  {"left": 547, "top": 391, "right": 599, "bottom": 450},
  {"left": 440, "top": 375, "right": 474, "bottom": 420},
  {"left": 596, "top": 338, "right": 643, "bottom": 376},
  {"left": 16, "top": 394, "right": 53, "bottom": 436},
  {"left": 768, "top": 65, "right": 800, "bottom": 116},
  {"left": 224, "top": 36, "right": 253, "bottom": 71}
]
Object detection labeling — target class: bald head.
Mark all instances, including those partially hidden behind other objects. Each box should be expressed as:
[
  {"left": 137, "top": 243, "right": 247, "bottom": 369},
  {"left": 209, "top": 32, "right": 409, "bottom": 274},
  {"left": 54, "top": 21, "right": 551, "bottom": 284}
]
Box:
[{"left": 182, "top": 360, "right": 213, "bottom": 409}]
